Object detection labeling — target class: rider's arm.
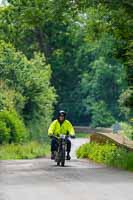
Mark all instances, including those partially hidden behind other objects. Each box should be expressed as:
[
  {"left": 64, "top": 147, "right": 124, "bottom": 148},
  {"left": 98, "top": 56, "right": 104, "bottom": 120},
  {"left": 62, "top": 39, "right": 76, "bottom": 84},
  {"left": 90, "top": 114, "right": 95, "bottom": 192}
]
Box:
[
  {"left": 67, "top": 120, "right": 75, "bottom": 137},
  {"left": 48, "top": 120, "right": 56, "bottom": 137}
]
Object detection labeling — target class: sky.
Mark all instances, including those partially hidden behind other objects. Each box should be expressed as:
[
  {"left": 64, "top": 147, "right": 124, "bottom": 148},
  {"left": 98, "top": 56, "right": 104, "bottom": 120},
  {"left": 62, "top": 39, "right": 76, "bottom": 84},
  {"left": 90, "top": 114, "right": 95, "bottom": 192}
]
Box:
[{"left": 0, "top": 0, "right": 7, "bottom": 5}]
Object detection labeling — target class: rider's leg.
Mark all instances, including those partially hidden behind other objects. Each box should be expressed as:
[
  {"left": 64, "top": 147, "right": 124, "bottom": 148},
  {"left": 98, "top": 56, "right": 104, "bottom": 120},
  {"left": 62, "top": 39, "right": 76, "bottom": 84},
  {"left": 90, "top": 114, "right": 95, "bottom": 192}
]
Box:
[
  {"left": 51, "top": 137, "right": 58, "bottom": 159},
  {"left": 66, "top": 138, "right": 71, "bottom": 160}
]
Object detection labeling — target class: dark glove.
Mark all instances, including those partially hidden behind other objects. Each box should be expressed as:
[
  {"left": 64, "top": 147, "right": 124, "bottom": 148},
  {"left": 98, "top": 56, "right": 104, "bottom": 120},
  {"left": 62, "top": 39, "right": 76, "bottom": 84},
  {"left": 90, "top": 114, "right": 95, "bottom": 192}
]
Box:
[{"left": 70, "top": 135, "right": 76, "bottom": 139}]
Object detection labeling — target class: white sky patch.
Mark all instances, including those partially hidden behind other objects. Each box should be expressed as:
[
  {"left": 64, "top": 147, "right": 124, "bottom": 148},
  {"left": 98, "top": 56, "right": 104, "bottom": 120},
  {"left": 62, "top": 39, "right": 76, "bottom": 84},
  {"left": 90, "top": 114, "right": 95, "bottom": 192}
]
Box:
[{"left": 0, "top": 0, "right": 8, "bottom": 6}]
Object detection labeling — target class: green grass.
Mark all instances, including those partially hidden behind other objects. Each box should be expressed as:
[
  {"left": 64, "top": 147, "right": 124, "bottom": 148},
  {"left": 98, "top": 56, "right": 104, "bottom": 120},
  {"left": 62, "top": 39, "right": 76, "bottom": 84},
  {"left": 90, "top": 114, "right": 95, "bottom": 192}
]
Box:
[
  {"left": 0, "top": 141, "right": 50, "bottom": 160},
  {"left": 76, "top": 142, "right": 133, "bottom": 171},
  {"left": 0, "top": 134, "right": 90, "bottom": 160},
  {"left": 76, "top": 132, "right": 90, "bottom": 138}
]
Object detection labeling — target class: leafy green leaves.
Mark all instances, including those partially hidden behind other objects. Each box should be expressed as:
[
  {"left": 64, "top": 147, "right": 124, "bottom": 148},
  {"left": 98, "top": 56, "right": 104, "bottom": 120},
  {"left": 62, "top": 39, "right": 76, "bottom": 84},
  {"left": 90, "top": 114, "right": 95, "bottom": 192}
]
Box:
[
  {"left": 0, "top": 0, "right": 132, "bottom": 127},
  {"left": 0, "top": 41, "right": 56, "bottom": 142},
  {"left": 77, "top": 142, "right": 133, "bottom": 171},
  {"left": 0, "top": 110, "right": 29, "bottom": 144}
]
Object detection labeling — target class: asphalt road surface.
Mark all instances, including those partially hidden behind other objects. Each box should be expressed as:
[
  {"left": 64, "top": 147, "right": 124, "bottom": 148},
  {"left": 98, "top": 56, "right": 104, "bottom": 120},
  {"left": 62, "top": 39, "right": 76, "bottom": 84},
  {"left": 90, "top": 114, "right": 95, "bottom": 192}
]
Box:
[{"left": 0, "top": 139, "right": 133, "bottom": 200}]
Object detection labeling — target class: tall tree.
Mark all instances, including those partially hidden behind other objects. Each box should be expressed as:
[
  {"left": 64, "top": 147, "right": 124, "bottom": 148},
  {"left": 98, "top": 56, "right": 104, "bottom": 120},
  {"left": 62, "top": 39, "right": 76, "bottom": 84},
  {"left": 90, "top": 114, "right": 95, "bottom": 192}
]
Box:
[
  {"left": 0, "top": 41, "right": 56, "bottom": 139},
  {"left": 0, "top": 0, "right": 132, "bottom": 126}
]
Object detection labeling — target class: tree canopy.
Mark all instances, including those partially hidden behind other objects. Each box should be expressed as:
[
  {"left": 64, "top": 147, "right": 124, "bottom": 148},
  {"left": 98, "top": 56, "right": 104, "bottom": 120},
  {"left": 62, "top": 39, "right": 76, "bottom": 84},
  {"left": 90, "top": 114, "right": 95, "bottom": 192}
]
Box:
[{"left": 0, "top": 0, "right": 132, "bottom": 142}]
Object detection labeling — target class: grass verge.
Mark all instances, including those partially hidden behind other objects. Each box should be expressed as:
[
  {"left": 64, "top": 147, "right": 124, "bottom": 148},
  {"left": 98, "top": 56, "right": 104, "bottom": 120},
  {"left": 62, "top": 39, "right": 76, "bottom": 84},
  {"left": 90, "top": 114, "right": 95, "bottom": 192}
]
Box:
[
  {"left": 76, "top": 132, "right": 90, "bottom": 138},
  {"left": 0, "top": 141, "right": 50, "bottom": 160},
  {"left": 76, "top": 142, "right": 133, "bottom": 171}
]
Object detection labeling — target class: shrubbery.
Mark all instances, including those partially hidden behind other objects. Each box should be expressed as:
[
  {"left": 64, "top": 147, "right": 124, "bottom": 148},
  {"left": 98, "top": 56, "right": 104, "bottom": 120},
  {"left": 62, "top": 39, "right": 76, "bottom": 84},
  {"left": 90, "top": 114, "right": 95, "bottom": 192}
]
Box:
[
  {"left": 90, "top": 101, "right": 115, "bottom": 127},
  {"left": 0, "top": 41, "right": 56, "bottom": 143},
  {"left": 76, "top": 142, "right": 133, "bottom": 171},
  {"left": 0, "top": 141, "right": 50, "bottom": 160},
  {"left": 0, "top": 110, "right": 29, "bottom": 144},
  {"left": 0, "top": 121, "right": 10, "bottom": 143},
  {"left": 120, "top": 122, "right": 133, "bottom": 140}
]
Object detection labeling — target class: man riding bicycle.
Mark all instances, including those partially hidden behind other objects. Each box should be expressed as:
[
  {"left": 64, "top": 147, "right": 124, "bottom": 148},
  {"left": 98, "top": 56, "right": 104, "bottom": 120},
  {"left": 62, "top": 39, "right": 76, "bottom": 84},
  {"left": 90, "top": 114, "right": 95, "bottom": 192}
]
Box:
[{"left": 48, "top": 110, "right": 75, "bottom": 160}]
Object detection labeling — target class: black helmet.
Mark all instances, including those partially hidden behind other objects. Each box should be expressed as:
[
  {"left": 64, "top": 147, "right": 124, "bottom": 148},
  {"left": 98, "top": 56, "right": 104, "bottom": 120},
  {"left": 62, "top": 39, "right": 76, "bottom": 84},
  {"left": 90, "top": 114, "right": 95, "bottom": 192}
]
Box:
[{"left": 58, "top": 110, "right": 66, "bottom": 117}]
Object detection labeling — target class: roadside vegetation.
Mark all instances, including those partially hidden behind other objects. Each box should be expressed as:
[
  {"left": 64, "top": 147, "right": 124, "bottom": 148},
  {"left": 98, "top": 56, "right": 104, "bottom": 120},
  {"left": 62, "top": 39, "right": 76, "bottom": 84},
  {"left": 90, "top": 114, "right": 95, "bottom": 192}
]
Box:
[
  {"left": 76, "top": 133, "right": 90, "bottom": 138},
  {"left": 0, "top": 1, "right": 132, "bottom": 160},
  {"left": 0, "top": 132, "right": 90, "bottom": 160},
  {"left": 0, "top": 41, "right": 55, "bottom": 159},
  {"left": 120, "top": 121, "right": 133, "bottom": 140},
  {"left": 0, "top": 141, "right": 50, "bottom": 160},
  {"left": 77, "top": 142, "right": 133, "bottom": 171},
  {"left": 0, "top": 0, "right": 132, "bottom": 127}
]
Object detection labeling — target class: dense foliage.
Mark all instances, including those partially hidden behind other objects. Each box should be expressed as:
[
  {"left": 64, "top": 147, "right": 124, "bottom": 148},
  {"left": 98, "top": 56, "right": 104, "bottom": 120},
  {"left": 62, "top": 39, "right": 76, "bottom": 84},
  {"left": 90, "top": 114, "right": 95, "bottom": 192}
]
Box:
[
  {"left": 77, "top": 142, "right": 133, "bottom": 171},
  {"left": 120, "top": 122, "right": 133, "bottom": 140},
  {"left": 0, "top": 0, "right": 132, "bottom": 127},
  {"left": 0, "top": 110, "right": 28, "bottom": 144},
  {"left": 0, "top": 41, "right": 56, "bottom": 143}
]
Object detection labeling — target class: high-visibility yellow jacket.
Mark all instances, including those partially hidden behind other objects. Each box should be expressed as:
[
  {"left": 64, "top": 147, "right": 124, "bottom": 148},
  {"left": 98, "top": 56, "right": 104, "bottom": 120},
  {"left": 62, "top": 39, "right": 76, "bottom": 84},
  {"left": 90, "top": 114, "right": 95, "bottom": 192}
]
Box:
[{"left": 48, "top": 119, "right": 75, "bottom": 137}]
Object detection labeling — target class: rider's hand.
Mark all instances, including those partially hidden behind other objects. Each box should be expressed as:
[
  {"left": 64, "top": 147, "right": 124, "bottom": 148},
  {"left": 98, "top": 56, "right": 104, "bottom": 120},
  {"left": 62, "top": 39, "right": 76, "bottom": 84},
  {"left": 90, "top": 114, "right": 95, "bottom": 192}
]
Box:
[
  {"left": 70, "top": 135, "right": 76, "bottom": 139},
  {"left": 57, "top": 134, "right": 60, "bottom": 137}
]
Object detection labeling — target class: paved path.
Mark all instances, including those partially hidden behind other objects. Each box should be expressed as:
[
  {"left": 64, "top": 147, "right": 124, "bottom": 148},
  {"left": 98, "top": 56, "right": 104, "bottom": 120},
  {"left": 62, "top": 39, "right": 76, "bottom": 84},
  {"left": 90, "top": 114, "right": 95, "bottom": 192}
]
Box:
[{"left": 0, "top": 139, "right": 133, "bottom": 200}]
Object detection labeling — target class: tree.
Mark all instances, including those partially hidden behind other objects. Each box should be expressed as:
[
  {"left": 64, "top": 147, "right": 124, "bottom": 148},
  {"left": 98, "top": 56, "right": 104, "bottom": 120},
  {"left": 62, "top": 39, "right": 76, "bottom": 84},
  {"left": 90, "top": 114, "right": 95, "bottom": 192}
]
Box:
[
  {"left": 0, "top": 41, "right": 56, "bottom": 140},
  {"left": 0, "top": 0, "right": 131, "bottom": 126}
]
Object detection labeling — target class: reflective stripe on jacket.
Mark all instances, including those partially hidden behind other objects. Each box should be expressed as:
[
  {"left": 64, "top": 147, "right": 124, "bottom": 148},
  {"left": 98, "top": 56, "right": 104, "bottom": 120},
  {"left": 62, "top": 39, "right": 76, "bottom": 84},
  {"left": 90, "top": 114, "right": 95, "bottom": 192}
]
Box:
[{"left": 48, "top": 119, "right": 75, "bottom": 137}]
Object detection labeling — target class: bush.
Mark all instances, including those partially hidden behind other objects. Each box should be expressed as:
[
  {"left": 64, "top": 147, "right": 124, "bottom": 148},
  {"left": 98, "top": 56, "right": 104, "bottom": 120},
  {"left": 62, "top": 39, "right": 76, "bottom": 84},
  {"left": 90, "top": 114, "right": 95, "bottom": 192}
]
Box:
[
  {"left": 0, "top": 110, "right": 29, "bottom": 144},
  {"left": 0, "top": 81, "right": 25, "bottom": 115},
  {"left": 0, "top": 141, "right": 50, "bottom": 160},
  {"left": 0, "top": 41, "right": 56, "bottom": 141},
  {"left": 0, "top": 121, "right": 10, "bottom": 143},
  {"left": 120, "top": 122, "right": 133, "bottom": 140},
  {"left": 76, "top": 142, "right": 133, "bottom": 171},
  {"left": 91, "top": 101, "right": 115, "bottom": 127}
]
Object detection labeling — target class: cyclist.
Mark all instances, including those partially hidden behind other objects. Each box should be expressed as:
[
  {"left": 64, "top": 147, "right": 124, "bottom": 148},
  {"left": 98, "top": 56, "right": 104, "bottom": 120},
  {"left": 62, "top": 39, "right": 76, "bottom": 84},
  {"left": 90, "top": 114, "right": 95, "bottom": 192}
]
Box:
[{"left": 48, "top": 110, "right": 75, "bottom": 160}]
